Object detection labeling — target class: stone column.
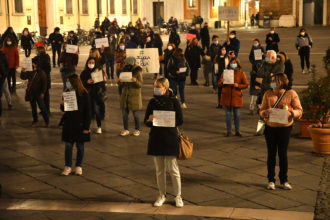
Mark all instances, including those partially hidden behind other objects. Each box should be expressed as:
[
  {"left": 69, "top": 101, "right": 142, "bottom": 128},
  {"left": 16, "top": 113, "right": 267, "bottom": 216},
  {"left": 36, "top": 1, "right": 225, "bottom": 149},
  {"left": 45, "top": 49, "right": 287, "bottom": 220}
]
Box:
[
  {"left": 323, "top": 0, "right": 327, "bottom": 26},
  {"left": 298, "top": 0, "right": 303, "bottom": 26},
  {"left": 46, "top": 0, "right": 57, "bottom": 35}
]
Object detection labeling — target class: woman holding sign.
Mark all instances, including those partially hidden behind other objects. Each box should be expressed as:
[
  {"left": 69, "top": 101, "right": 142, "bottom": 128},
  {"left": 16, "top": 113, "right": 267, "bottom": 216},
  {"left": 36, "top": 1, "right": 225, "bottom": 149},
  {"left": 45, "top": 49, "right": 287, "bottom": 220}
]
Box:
[
  {"left": 218, "top": 58, "right": 248, "bottom": 137},
  {"left": 61, "top": 73, "right": 91, "bottom": 176},
  {"left": 144, "top": 78, "right": 184, "bottom": 208},
  {"left": 260, "top": 73, "right": 302, "bottom": 190}
]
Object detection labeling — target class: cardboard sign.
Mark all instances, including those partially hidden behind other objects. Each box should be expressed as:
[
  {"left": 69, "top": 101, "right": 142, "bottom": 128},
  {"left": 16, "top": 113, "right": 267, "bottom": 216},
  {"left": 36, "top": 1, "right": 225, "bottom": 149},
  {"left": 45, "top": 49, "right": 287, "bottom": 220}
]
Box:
[
  {"left": 254, "top": 49, "right": 262, "bottom": 61},
  {"left": 218, "top": 6, "right": 239, "bottom": 21},
  {"left": 63, "top": 91, "right": 78, "bottom": 112},
  {"left": 119, "top": 72, "right": 133, "bottom": 82},
  {"left": 126, "top": 48, "right": 160, "bottom": 73},
  {"left": 269, "top": 108, "right": 289, "bottom": 124},
  {"left": 95, "top": 38, "right": 109, "bottom": 48},
  {"left": 66, "top": 44, "right": 78, "bottom": 54},
  {"left": 91, "top": 70, "right": 104, "bottom": 83},
  {"left": 186, "top": 33, "right": 196, "bottom": 40},
  {"left": 223, "top": 69, "right": 234, "bottom": 84},
  {"left": 22, "top": 57, "right": 33, "bottom": 71},
  {"left": 153, "top": 111, "right": 176, "bottom": 128}
]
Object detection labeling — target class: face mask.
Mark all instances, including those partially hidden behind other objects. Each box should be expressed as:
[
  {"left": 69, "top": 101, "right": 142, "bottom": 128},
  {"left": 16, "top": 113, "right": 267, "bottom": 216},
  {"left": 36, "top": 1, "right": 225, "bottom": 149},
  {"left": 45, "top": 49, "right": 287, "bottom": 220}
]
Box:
[
  {"left": 229, "top": 35, "right": 235, "bottom": 39},
  {"left": 270, "top": 31, "right": 275, "bottom": 34},
  {"left": 154, "top": 88, "right": 163, "bottom": 96},
  {"left": 214, "top": 41, "right": 219, "bottom": 45},
  {"left": 120, "top": 45, "right": 125, "bottom": 50},
  {"left": 265, "top": 57, "right": 270, "bottom": 63},
  {"left": 270, "top": 82, "right": 277, "bottom": 90},
  {"left": 191, "top": 26, "right": 195, "bottom": 30},
  {"left": 300, "top": 32, "right": 305, "bottom": 36},
  {"left": 230, "top": 63, "right": 237, "bottom": 69},
  {"left": 66, "top": 82, "right": 72, "bottom": 90},
  {"left": 88, "top": 64, "right": 95, "bottom": 69},
  {"left": 168, "top": 46, "right": 173, "bottom": 51},
  {"left": 7, "top": 41, "right": 12, "bottom": 45},
  {"left": 130, "top": 32, "right": 134, "bottom": 36},
  {"left": 253, "top": 44, "right": 258, "bottom": 47}
]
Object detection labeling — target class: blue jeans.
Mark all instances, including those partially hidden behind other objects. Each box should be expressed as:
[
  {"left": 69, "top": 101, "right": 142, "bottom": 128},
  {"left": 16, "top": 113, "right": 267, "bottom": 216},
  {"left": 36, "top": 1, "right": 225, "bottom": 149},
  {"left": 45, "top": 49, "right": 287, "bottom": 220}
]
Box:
[
  {"left": 116, "top": 70, "right": 122, "bottom": 95},
  {"left": 170, "top": 79, "right": 185, "bottom": 103},
  {"left": 106, "top": 59, "right": 115, "bottom": 79},
  {"left": 65, "top": 142, "right": 84, "bottom": 167},
  {"left": 224, "top": 106, "right": 240, "bottom": 132},
  {"left": 122, "top": 109, "right": 140, "bottom": 130},
  {"left": 30, "top": 94, "right": 49, "bottom": 123}
]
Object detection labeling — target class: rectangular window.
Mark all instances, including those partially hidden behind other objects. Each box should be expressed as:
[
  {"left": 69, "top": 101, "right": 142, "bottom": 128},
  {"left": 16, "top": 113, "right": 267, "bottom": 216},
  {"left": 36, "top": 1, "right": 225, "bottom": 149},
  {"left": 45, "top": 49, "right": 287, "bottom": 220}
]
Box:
[
  {"left": 188, "top": 0, "right": 197, "bottom": 8},
  {"left": 122, "top": 0, "right": 127, "bottom": 14},
  {"left": 66, "top": 0, "right": 73, "bottom": 14},
  {"left": 14, "top": 0, "right": 23, "bottom": 13},
  {"left": 82, "top": 0, "right": 88, "bottom": 14},
  {"left": 212, "top": 0, "right": 216, "bottom": 8},
  {"left": 110, "top": 0, "right": 115, "bottom": 14},
  {"left": 133, "top": 0, "right": 138, "bottom": 15},
  {"left": 97, "top": 0, "right": 102, "bottom": 14}
]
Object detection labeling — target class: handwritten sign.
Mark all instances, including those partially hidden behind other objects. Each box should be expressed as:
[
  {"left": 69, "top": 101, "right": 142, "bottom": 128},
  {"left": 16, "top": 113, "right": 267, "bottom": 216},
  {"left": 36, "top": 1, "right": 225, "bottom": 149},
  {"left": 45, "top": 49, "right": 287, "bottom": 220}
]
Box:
[
  {"left": 126, "top": 48, "right": 160, "bottom": 73},
  {"left": 63, "top": 91, "right": 78, "bottom": 111},
  {"left": 186, "top": 33, "right": 196, "bottom": 40},
  {"left": 254, "top": 49, "right": 262, "bottom": 61},
  {"left": 223, "top": 69, "right": 234, "bottom": 84},
  {"left": 66, "top": 44, "right": 78, "bottom": 54},
  {"left": 91, "top": 70, "right": 104, "bottom": 83},
  {"left": 22, "top": 57, "right": 33, "bottom": 71},
  {"left": 120, "top": 72, "right": 132, "bottom": 82},
  {"left": 218, "top": 6, "right": 239, "bottom": 21},
  {"left": 153, "top": 111, "right": 176, "bottom": 128},
  {"left": 269, "top": 108, "right": 289, "bottom": 124},
  {"left": 179, "top": 67, "right": 187, "bottom": 73},
  {"left": 95, "top": 38, "right": 109, "bottom": 48}
]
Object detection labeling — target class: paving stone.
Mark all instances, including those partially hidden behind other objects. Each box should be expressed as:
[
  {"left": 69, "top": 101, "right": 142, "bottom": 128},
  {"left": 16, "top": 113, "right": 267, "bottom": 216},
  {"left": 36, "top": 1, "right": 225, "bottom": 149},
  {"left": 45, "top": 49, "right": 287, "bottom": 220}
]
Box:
[{"left": 112, "top": 183, "right": 159, "bottom": 203}]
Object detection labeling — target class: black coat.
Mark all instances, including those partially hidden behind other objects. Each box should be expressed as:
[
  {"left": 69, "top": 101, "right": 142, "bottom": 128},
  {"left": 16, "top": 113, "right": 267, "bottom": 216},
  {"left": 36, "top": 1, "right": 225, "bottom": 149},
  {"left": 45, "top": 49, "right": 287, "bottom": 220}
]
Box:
[
  {"left": 200, "top": 26, "right": 210, "bottom": 43},
  {"left": 167, "top": 56, "right": 190, "bottom": 81},
  {"left": 34, "top": 53, "right": 51, "bottom": 89},
  {"left": 20, "top": 35, "right": 34, "bottom": 49},
  {"left": 163, "top": 49, "right": 174, "bottom": 78},
  {"left": 61, "top": 91, "right": 91, "bottom": 143},
  {"left": 284, "top": 59, "right": 293, "bottom": 90},
  {"left": 144, "top": 94, "right": 183, "bottom": 156},
  {"left": 265, "top": 33, "right": 280, "bottom": 52},
  {"left": 49, "top": 32, "right": 64, "bottom": 48},
  {"left": 169, "top": 32, "right": 181, "bottom": 47},
  {"left": 0, "top": 51, "right": 9, "bottom": 80},
  {"left": 185, "top": 45, "right": 204, "bottom": 69},
  {"left": 66, "top": 35, "right": 79, "bottom": 45}
]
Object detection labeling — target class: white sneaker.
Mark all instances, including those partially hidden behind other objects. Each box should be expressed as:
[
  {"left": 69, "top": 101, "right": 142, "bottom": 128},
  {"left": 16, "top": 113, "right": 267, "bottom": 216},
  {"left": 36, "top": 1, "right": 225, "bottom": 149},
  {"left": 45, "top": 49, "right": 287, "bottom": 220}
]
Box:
[
  {"left": 181, "top": 103, "right": 187, "bottom": 109},
  {"left": 133, "top": 130, "right": 140, "bottom": 136},
  {"left": 120, "top": 130, "right": 130, "bottom": 136},
  {"left": 96, "top": 127, "right": 102, "bottom": 134},
  {"left": 267, "top": 182, "right": 276, "bottom": 190},
  {"left": 302, "top": 69, "right": 306, "bottom": 74},
  {"left": 282, "top": 182, "right": 292, "bottom": 190},
  {"left": 153, "top": 195, "right": 166, "bottom": 207},
  {"left": 175, "top": 196, "right": 184, "bottom": 208},
  {"left": 75, "top": 166, "right": 83, "bottom": 176},
  {"left": 61, "top": 166, "right": 72, "bottom": 176}
]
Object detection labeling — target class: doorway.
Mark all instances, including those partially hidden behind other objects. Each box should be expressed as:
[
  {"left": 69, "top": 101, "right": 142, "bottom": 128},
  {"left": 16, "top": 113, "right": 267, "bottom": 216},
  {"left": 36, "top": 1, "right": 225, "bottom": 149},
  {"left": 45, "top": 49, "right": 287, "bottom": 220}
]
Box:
[
  {"left": 38, "top": 0, "right": 47, "bottom": 36},
  {"left": 153, "top": 2, "right": 164, "bottom": 27}
]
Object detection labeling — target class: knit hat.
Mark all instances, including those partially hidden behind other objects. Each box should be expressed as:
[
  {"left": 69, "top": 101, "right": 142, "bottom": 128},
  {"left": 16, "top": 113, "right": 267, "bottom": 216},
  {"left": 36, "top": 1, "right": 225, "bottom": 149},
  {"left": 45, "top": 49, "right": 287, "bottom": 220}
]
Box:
[
  {"left": 125, "top": 57, "right": 136, "bottom": 66},
  {"left": 35, "top": 41, "right": 45, "bottom": 48}
]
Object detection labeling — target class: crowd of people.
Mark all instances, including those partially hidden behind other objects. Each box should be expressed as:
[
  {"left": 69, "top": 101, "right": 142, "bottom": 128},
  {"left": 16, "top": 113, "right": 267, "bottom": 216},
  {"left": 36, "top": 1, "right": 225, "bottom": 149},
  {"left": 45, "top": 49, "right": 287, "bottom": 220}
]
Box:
[{"left": 0, "top": 17, "right": 312, "bottom": 207}]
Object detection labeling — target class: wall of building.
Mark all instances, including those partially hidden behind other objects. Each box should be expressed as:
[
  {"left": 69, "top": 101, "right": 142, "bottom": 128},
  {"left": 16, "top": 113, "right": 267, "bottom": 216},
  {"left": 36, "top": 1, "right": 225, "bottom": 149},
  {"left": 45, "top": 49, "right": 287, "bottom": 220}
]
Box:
[
  {"left": 259, "top": 0, "right": 293, "bottom": 19},
  {"left": 184, "top": 0, "right": 201, "bottom": 20}
]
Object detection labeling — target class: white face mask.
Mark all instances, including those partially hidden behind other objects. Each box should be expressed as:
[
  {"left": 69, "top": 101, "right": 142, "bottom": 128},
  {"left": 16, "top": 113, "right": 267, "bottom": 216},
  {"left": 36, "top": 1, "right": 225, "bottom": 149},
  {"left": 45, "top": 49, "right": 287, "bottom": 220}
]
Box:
[
  {"left": 214, "top": 41, "right": 219, "bottom": 45},
  {"left": 120, "top": 45, "right": 125, "bottom": 50},
  {"left": 7, "top": 41, "right": 12, "bottom": 45},
  {"left": 229, "top": 35, "right": 235, "bottom": 39},
  {"left": 300, "top": 32, "right": 305, "bottom": 36},
  {"left": 191, "top": 26, "right": 195, "bottom": 30},
  {"left": 270, "top": 31, "right": 275, "bottom": 34},
  {"left": 168, "top": 46, "right": 173, "bottom": 51},
  {"left": 88, "top": 64, "right": 95, "bottom": 69},
  {"left": 154, "top": 88, "right": 163, "bottom": 96}
]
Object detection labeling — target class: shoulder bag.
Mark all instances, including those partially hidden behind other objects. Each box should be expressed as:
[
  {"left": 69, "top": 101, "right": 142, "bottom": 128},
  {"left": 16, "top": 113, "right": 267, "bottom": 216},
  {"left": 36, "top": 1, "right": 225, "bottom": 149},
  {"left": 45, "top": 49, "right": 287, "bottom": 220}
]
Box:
[{"left": 177, "top": 127, "right": 193, "bottom": 160}]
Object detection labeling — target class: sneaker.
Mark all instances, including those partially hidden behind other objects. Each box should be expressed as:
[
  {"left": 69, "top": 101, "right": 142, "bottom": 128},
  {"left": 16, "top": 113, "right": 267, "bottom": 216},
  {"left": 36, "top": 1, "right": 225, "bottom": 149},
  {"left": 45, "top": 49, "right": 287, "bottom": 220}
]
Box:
[
  {"left": 282, "top": 182, "right": 292, "bottom": 190},
  {"left": 175, "top": 196, "right": 184, "bottom": 208},
  {"left": 75, "top": 166, "right": 83, "bottom": 176},
  {"left": 61, "top": 166, "right": 72, "bottom": 176},
  {"left": 302, "top": 69, "right": 306, "bottom": 74},
  {"left": 267, "top": 182, "right": 276, "bottom": 190},
  {"left": 120, "top": 130, "right": 130, "bottom": 136},
  {"left": 153, "top": 195, "right": 166, "bottom": 207},
  {"left": 133, "top": 130, "right": 140, "bottom": 136},
  {"left": 96, "top": 127, "right": 102, "bottom": 134},
  {"left": 181, "top": 103, "right": 187, "bottom": 109}
]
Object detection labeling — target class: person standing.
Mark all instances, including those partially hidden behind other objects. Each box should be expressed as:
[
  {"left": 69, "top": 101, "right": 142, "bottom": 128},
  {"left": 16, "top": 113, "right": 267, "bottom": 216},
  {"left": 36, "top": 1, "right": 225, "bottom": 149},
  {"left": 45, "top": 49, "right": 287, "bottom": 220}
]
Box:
[
  {"left": 1, "top": 35, "right": 19, "bottom": 93},
  {"left": 185, "top": 38, "right": 204, "bottom": 85},
  {"left": 169, "top": 28, "right": 181, "bottom": 48},
  {"left": 163, "top": 43, "right": 176, "bottom": 79},
  {"left": 210, "top": 35, "right": 220, "bottom": 91},
  {"left": 278, "top": 52, "right": 293, "bottom": 90},
  {"left": 144, "top": 77, "right": 184, "bottom": 208},
  {"left": 265, "top": 27, "right": 280, "bottom": 53},
  {"left": 153, "top": 34, "right": 164, "bottom": 78},
  {"left": 218, "top": 58, "right": 248, "bottom": 137},
  {"left": 200, "top": 22, "right": 210, "bottom": 51},
  {"left": 223, "top": 31, "right": 240, "bottom": 58},
  {"left": 59, "top": 43, "right": 79, "bottom": 90},
  {"left": 66, "top": 31, "right": 79, "bottom": 45},
  {"left": 0, "top": 50, "right": 9, "bottom": 117},
  {"left": 202, "top": 51, "right": 213, "bottom": 87},
  {"left": 20, "top": 28, "right": 34, "bottom": 57},
  {"left": 295, "top": 28, "right": 312, "bottom": 74},
  {"left": 118, "top": 57, "right": 143, "bottom": 137},
  {"left": 104, "top": 33, "right": 117, "bottom": 81},
  {"left": 0, "top": 27, "right": 18, "bottom": 46},
  {"left": 61, "top": 73, "right": 91, "bottom": 176},
  {"left": 114, "top": 42, "right": 127, "bottom": 95},
  {"left": 49, "top": 27, "right": 64, "bottom": 68},
  {"left": 260, "top": 73, "right": 302, "bottom": 190},
  {"left": 20, "top": 58, "right": 49, "bottom": 127},
  {"left": 215, "top": 46, "right": 230, "bottom": 108}
]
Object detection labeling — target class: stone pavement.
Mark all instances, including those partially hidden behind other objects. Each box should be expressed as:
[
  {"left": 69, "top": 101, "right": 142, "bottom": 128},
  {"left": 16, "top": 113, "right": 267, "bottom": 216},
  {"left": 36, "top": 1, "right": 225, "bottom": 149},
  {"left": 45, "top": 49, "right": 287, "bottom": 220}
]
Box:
[{"left": 0, "top": 26, "right": 330, "bottom": 219}]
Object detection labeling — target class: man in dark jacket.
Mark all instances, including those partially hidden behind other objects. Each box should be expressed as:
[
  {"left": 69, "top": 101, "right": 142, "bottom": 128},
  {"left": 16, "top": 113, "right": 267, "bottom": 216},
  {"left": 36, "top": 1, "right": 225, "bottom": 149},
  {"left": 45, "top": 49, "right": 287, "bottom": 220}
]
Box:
[
  {"left": 223, "top": 30, "right": 240, "bottom": 58},
  {"left": 0, "top": 50, "right": 9, "bottom": 117},
  {"left": 49, "top": 27, "right": 64, "bottom": 67},
  {"left": 200, "top": 23, "right": 210, "bottom": 51},
  {"left": 265, "top": 27, "right": 280, "bottom": 52}
]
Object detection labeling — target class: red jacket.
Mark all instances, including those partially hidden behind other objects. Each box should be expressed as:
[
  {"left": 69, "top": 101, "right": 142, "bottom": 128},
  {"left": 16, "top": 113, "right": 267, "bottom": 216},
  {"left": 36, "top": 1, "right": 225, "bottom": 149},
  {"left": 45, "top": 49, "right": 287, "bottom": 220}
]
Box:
[{"left": 2, "top": 46, "right": 19, "bottom": 69}]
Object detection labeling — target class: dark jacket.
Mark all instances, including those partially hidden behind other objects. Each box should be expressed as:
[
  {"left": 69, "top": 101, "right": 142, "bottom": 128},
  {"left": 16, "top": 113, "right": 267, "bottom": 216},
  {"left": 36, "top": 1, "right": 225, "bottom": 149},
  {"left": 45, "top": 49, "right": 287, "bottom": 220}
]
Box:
[
  {"left": 153, "top": 41, "right": 163, "bottom": 56},
  {"left": 20, "top": 35, "right": 34, "bottom": 49},
  {"left": 61, "top": 90, "right": 91, "bottom": 143},
  {"left": 169, "top": 31, "right": 181, "bottom": 47},
  {"left": 66, "top": 35, "right": 79, "bottom": 45},
  {"left": 80, "top": 68, "right": 106, "bottom": 99},
  {"left": 265, "top": 32, "right": 280, "bottom": 52},
  {"left": 163, "top": 49, "right": 174, "bottom": 78},
  {"left": 34, "top": 53, "right": 51, "bottom": 89},
  {"left": 284, "top": 59, "right": 293, "bottom": 90},
  {"left": 167, "top": 56, "right": 190, "bottom": 81},
  {"left": 103, "top": 36, "right": 117, "bottom": 60},
  {"left": 144, "top": 93, "right": 183, "bottom": 156},
  {"left": 0, "top": 50, "right": 9, "bottom": 80},
  {"left": 184, "top": 45, "right": 204, "bottom": 69},
  {"left": 59, "top": 52, "right": 79, "bottom": 73},
  {"left": 210, "top": 43, "right": 220, "bottom": 62},
  {"left": 223, "top": 38, "right": 240, "bottom": 58},
  {"left": 126, "top": 40, "right": 138, "bottom": 49},
  {"left": 215, "top": 54, "right": 230, "bottom": 76},
  {"left": 249, "top": 46, "right": 265, "bottom": 72},
  {"left": 0, "top": 31, "right": 18, "bottom": 46},
  {"left": 20, "top": 69, "right": 48, "bottom": 100},
  {"left": 200, "top": 26, "right": 210, "bottom": 43},
  {"left": 49, "top": 32, "right": 64, "bottom": 48}
]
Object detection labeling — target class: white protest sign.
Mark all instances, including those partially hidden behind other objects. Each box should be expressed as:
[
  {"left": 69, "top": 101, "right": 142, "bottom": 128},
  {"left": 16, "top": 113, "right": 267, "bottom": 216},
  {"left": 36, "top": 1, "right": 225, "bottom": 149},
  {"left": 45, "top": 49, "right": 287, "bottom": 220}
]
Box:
[
  {"left": 66, "top": 44, "right": 78, "bottom": 54},
  {"left": 214, "top": 64, "right": 219, "bottom": 73},
  {"left": 218, "top": 6, "right": 239, "bottom": 21},
  {"left": 153, "top": 111, "right": 176, "bottom": 128},
  {"left": 22, "top": 57, "right": 33, "bottom": 71},
  {"left": 91, "top": 70, "right": 104, "bottom": 83},
  {"left": 95, "top": 38, "right": 109, "bottom": 48},
  {"left": 223, "top": 69, "right": 234, "bottom": 84},
  {"left": 63, "top": 91, "right": 78, "bottom": 112},
  {"left": 254, "top": 49, "right": 262, "bottom": 61},
  {"left": 126, "top": 48, "right": 160, "bottom": 73},
  {"left": 179, "top": 67, "right": 187, "bottom": 73},
  {"left": 269, "top": 108, "right": 289, "bottom": 124},
  {"left": 120, "top": 72, "right": 133, "bottom": 82}
]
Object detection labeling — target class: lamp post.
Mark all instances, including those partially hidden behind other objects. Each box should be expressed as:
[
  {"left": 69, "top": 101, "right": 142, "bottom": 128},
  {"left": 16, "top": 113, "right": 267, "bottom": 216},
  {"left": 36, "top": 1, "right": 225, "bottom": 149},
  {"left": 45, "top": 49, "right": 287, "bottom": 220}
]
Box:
[{"left": 97, "top": 0, "right": 100, "bottom": 22}]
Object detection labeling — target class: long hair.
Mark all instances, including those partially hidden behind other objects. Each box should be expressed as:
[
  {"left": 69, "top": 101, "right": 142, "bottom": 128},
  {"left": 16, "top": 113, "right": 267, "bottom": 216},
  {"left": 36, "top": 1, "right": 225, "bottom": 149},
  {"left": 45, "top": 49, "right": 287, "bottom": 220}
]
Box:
[
  {"left": 84, "top": 57, "right": 96, "bottom": 70},
  {"left": 89, "top": 48, "right": 101, "bottom": 60},
  {"left": 173, "top": 48, "right": 183, "bottom": 59},
  {"left": 68, "top": 74, "right": 88, "bottom": 96}
]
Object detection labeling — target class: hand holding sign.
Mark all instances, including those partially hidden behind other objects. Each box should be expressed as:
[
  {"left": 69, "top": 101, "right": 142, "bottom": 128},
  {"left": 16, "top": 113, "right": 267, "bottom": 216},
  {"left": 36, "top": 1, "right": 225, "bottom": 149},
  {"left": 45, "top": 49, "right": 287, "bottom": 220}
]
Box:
[
  {"left": 223, "top": 69, "right": 234, "bottom": 84},
  {"left": 22, "top": 57, "right": 33, "bottom": 71},
  {"left": 66, "top": 44, "right": 78, "bottom": 54},
  {"left": 254, "top": 49, "right": 262, "bottom": 61},
  {"left": 153, "top": 111, "right": 176, "bottom": 127},
  {"left": 119, "top": 72, "right": 133, "bottom": 82},
  {"left": 95, "top": 38, "right": 109, "bottom": 48},
  {"left": 91, "top": 70, "right": 104, "bottom": 83},
  {"left": 63, "top": 91, "right": 78, "bottom": 111},
  {"left": 269, "top": 108, "right": 289, "bottom": 124}
]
